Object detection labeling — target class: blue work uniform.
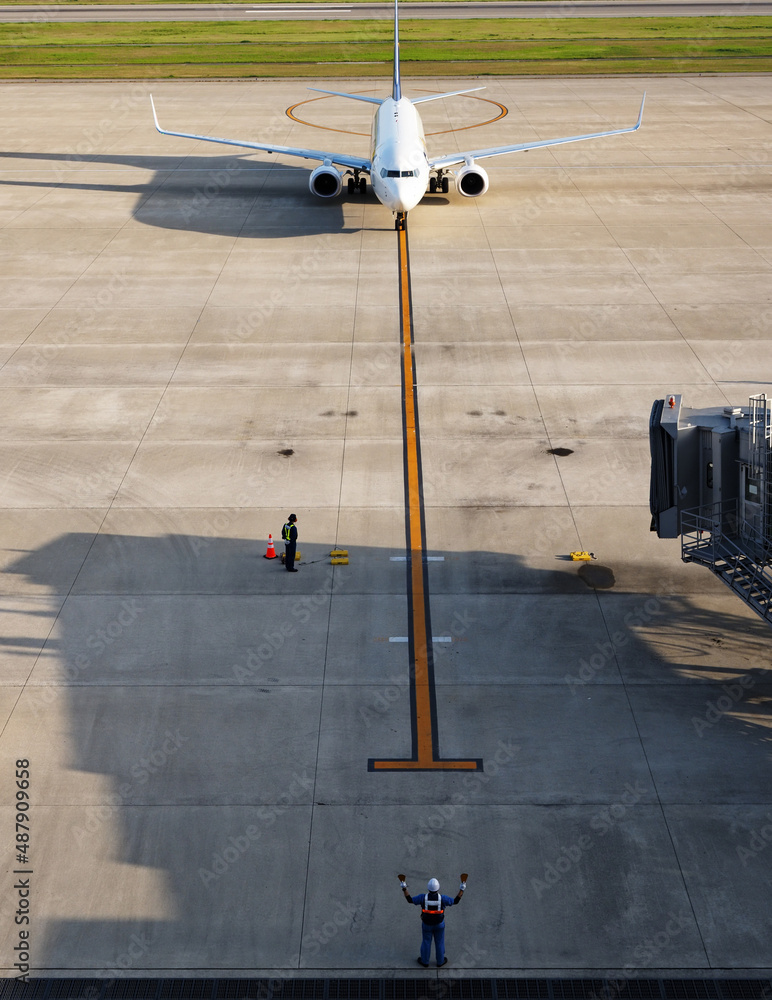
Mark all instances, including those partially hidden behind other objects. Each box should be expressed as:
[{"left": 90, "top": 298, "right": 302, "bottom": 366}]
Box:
[{"left": 405, "top": 891, "right": 460, "bottom": 966}]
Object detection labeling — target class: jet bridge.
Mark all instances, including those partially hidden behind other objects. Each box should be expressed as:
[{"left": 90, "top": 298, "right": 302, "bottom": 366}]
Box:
[{"left": 649, "top": 392, "right": 772, "bottom": 625}]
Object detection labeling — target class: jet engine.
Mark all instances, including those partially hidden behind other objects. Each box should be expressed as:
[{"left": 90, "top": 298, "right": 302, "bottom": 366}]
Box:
[
  {"left": 309, "top": 165, "right": 343, "bottom": 199},
  {"left": 455, "top": 162, "right": 489, "bottom": 198}
]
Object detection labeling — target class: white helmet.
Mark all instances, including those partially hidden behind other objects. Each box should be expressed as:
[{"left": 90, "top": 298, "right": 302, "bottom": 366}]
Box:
[{"left": 428, "top": 878, "right": 440, "bottom": 892}]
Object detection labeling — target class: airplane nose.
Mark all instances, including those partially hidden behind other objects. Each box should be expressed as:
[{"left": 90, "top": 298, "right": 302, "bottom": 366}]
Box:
[
  {"left": 394, "top": 181, "right": 423, "bottom": 213},
  {"left": 378, "top": 173, "right": 425, "bottom": 214},
  {"left": 386, "top": 188, "right": 409, "bottom": 213}
]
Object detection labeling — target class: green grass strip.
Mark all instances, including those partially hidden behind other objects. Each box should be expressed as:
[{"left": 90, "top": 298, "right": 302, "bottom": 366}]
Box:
[{"left": 1, "top": 16, "right": 770, "bottom": 77}]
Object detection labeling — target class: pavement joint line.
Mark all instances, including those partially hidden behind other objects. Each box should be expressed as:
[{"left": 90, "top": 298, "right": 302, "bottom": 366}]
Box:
[{"left": 368, "top": 221, "right": 482, "bottom": 774}]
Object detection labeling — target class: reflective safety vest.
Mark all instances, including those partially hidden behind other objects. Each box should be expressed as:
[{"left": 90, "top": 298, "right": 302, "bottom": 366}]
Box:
[
  {"left": 282, "top": 522, "right": 294, "bottom": 542},
  {"left": 422, "top": 892, "right": 444, "bottom": 916}
]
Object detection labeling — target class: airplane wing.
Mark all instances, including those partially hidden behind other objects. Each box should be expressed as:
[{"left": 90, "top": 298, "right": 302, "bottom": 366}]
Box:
[
  {"left": 428, "top": 94, "right": 645, "bottom": 170},
  {"left": 150, "top": 96, "right": 370, "bottom": 173}
]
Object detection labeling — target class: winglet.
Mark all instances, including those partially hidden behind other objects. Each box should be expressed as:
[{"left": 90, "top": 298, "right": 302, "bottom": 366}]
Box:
[
  {"left": 636, "top": 92, "right": 646, "bottom": 130},
  {"left": 308, "top": 87, "right": 384, "bottom": 106},
  {"left": 150, "top": 94, "right": 163, "bottom": 133},
  {"left": 392, "top": 0, "right": 401, "bottom": 102}
]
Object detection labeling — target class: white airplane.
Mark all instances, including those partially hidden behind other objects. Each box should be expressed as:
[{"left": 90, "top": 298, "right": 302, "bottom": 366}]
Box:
[{"left": 151, "top": 0, "right": 644, "bottom": 231}]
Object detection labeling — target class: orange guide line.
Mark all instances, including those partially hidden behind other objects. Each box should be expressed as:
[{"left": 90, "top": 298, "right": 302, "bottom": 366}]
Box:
[{"left": 369, "top": 226, "right": 481, "bottom": 773}]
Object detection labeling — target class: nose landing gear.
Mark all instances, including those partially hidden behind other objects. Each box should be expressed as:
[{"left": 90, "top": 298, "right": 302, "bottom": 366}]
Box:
[{"left": 395, "top": 212, "right": 407, "bottom": 231}]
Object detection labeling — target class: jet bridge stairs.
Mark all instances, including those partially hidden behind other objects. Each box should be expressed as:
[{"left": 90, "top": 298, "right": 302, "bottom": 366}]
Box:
[
  {"left": 651, "top": 391, "right": 772, "bottom": 628},
  {"left": 682, "top": 500, "right": 772, "bottom": 625}
]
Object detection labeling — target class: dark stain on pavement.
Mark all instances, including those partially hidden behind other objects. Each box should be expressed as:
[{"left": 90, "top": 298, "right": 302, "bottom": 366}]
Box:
[{"left": 578, "top": 563, "right": 616, "bottom": 589}]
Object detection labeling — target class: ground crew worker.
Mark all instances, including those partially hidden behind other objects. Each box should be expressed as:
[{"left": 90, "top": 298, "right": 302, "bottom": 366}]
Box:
[
  {"left": 398, "top": 873, "right": 467, "bottom": 968},
  {"left": 282, "top": 513, "right": 298, "bottom": 572}
]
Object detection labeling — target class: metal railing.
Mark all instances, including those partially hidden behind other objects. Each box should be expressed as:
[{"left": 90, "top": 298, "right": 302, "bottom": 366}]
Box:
[
  {"left": 681, "top": 499, "right": 739, "bottom": 562},
  {"left": 748, "top": 392, "right": 772, "bottom": 549},
  {"left": 681, "top": 499, "right": 772, "bottom": 623}
]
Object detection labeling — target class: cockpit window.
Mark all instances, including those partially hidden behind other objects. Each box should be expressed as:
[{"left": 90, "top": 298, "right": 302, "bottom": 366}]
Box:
[{"left": 381, "top": 169, "right": 415, "bottom": 178}]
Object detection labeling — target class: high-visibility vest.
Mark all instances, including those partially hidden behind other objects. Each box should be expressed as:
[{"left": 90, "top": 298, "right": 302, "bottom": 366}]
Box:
[
  {"left": 422, "top": 892, "right": 443, "bottom": 915},
  {"left": 282, "top": 523, "right": 294, "bottom": 542}
]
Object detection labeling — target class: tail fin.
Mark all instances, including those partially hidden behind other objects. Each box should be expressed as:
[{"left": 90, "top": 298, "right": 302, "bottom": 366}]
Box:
[{"left": 392, "top": 0, "right": 401, "bottom": 101}]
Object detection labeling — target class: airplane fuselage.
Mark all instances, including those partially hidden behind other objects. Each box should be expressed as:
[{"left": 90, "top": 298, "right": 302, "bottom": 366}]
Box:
[{"left": 370, "top": 97, "right": 430, "bottom": 214}]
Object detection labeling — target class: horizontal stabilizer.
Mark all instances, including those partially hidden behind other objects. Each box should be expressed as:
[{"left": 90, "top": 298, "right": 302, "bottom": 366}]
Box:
[
  {"left": 411, "top": 87, "right": 486, "bottom": 105},
  {"left": 308, "top": 88, "right": 385, "bottom": 106}
]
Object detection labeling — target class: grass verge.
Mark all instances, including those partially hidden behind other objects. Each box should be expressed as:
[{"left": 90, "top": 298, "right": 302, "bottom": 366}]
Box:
[{"left": 0, "top": 17, "right": 770, "bottom": 78}]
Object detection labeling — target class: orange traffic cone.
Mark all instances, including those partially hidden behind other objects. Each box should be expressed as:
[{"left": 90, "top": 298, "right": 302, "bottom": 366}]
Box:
[{"left": 264, "top": 534, "right": 277, "bottom": 559}]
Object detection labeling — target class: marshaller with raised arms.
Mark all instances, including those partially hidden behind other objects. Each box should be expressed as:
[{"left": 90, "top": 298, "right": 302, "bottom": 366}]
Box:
[{"left": 151, "top": 0, "right": 644, "bottom": 231}]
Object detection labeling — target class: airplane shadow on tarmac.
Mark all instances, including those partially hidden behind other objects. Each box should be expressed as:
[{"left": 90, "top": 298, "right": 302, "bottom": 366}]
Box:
[
  {"left": 5, "top": 531, "right": 772, "bottom": 972},
  {"left": 0, "top": 151, "right": 363, "bottom": 238}
]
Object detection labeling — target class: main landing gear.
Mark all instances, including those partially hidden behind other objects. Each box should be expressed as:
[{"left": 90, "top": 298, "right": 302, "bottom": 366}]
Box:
[
  {"left": 395, "top": 212, "right": 407, "bottom": 231},
  {"left": 347, "top": 171, "right": 367, "bottom": 196},
  {"left": 429, "top": 172, "right": 449, "bottom": 194}
]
